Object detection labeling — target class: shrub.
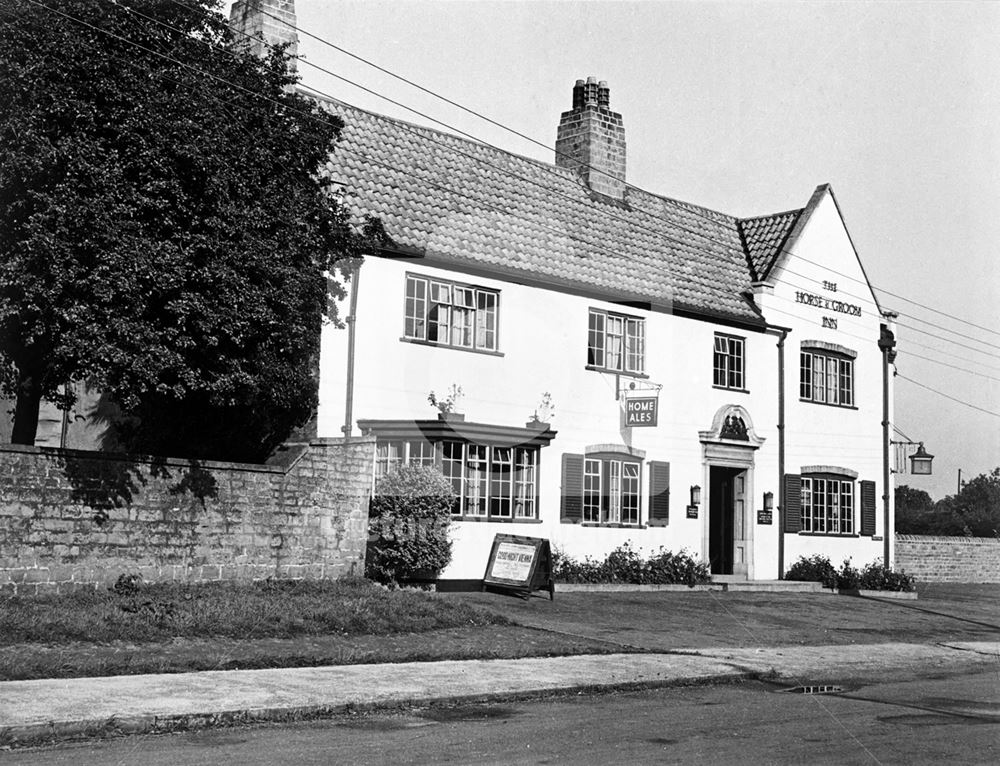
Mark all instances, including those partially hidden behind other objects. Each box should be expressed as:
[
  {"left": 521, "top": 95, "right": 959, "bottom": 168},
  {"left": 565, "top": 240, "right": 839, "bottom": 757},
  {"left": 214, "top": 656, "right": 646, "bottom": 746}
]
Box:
[
  {"left": 785, "top": 554, "right": 838, "bottom": 589},
  {"left": 552, "top": 544, "right": 710, "bottom": 586},
  {"left": 645, "top": 548, "right": 712, "bottom": 587},
  {"left": 836, "top": 559, "right": 861, "bottom": 590},
  {"left": 365, "top": 466, "right": 455, "bottom": 585},
  {"left": 785, "top": 555, "right": 916, "bottom": 592},
  {"left": 858, "top": 561, "right": 916, "bottom": 592}
]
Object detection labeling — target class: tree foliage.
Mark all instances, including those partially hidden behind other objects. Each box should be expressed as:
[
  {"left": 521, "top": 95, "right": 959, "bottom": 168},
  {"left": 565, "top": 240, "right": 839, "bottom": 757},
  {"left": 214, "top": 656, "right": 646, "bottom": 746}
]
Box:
[
  {"left": 894, "top": 484, "right": 936, "bottom": 535},
  {"left": 0, "top": 0, "right": 382, "bottom": 458},
  {"left": 896, "top": 470, "right": 1000, "bottom": 537}
]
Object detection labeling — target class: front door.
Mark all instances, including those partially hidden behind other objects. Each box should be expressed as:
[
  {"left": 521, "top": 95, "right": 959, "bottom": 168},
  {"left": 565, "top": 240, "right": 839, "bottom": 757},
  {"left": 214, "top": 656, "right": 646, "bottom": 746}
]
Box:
[{"left": 709, "top": 466, "right": 748, "bottom": 576}]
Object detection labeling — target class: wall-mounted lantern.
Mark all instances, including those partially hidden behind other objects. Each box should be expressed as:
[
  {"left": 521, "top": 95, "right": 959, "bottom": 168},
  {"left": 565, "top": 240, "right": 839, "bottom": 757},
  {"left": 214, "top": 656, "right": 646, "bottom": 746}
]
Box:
[
  {"left": 909, "top": 443, "right": 934, "bottom": 475},
  {"left": 686, "top": 485, "right": 701, "bottom": 519},
  {"left": 763, "top": 491, "right": 774, "bottom": 512},
  {"left": 690, "top": 485, "right": 701, "bottom": 507},
  {"left": 892, "top": 438, "right": 934, "bottom": 476}
]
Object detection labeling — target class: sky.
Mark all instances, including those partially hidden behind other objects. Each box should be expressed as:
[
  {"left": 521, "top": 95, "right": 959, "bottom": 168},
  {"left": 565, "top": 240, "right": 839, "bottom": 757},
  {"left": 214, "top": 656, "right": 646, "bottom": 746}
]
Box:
[{"left": 225, "top": 0, "right": 1000, "bottom": 501}]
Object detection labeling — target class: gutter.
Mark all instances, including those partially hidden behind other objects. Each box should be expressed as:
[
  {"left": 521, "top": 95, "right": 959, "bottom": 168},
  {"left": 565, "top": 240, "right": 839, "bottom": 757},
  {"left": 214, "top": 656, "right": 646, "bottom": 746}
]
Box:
[
  {"left": 342, "top": 261, "right": 362, "bottom": 437},
  {"left": 878, "top": 321, "right": 897, "bottom": 568},
  {"left": 766, "top": 324, "right": 791, "bottom": 579}
]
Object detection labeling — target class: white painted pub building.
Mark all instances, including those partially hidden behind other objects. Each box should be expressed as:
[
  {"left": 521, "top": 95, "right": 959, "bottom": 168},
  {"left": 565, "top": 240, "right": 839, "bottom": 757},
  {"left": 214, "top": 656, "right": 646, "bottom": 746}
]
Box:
[{"left": 246, "top": 2, "right": 898, "bottom": 584}]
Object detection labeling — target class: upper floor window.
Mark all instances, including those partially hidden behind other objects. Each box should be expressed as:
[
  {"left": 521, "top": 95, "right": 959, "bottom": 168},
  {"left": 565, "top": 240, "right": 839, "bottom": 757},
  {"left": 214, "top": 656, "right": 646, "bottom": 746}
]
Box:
[
  {"left": 801, "top": 475, "right": 854, "bottom": 535},
  {"left": 713, "top": 334, "right": 745, "bottom": 390},
  {"left": 588, "top": 309, "right": 645, "bottom": 375},
  {"left": 800, "top": 347, "right": 854, "bottom": 406},
  {"left": 404, "top": 274, "right": 498, "bottom": 352}
]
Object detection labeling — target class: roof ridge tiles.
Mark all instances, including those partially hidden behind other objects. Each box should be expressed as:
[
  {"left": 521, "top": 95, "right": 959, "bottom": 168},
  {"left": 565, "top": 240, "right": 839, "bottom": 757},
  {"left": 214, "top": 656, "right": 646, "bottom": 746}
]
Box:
[
  {"left": 314, "top": 91, "right": 769, "bottom": 324},
  {"left": 308, "top": 89, "right": 756, "bottom": 226}
]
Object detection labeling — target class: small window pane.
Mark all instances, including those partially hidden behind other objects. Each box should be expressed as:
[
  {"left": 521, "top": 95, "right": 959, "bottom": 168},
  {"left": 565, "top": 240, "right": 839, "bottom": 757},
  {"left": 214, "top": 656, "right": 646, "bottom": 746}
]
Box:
[
  {"left": 813, "top": 354, "right": 826, "bottom": 403},
  {"left": 626, "top": 318, "right": 645, "bottom": 373},
  {"left": 514, "top": 448, "right": 537, "bottom": 519},
  {"left": 404, "top": 277, "right": 427, "bottom": 340},
  {"left": 839, "top": 359, "right": 853, "bottom": 406},
  {"left": 605, "top": 316, "right": 624, "bottom": 371},
  {"left": 622, "top": 462, "right": 640, "bottom": 525},
  {"left": 465, "top": 444, "right": 488, "bottom": 516},
  {"left": 442, "top": 442, "right": 464, "bottom": 515},
  {"left": 800, "top": 353, "right": 813, "bottom": 400},
  {"left": 584, "top": 459, "right": 601, "bottom": 523},
  {"left": 476, "top": 291, "right": 497, "bottom": 350},
  {"left": 588, "top": 311, "right": 606, "bottom": 368}
]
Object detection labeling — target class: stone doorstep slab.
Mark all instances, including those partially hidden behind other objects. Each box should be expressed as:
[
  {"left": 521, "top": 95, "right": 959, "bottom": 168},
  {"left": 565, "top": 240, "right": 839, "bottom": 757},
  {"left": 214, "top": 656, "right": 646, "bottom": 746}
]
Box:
[
  {"left": 0, "top": 654, "right": 746, "bottom": 746},
  {"left": 556, "top": 581, "right": 824, "bottom": 594},
  {"left": 554, "top": 582, "right": 917, "bottom": 598}
]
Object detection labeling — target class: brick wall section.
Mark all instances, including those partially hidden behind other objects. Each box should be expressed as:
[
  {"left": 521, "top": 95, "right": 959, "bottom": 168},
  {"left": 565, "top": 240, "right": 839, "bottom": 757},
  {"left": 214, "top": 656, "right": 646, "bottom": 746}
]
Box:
[
  {"left": 895, "top": 534, "right": 1000, "bottom": 583},
  {"left": 0, "top": 437, "right": 375, "bottom": 594}
]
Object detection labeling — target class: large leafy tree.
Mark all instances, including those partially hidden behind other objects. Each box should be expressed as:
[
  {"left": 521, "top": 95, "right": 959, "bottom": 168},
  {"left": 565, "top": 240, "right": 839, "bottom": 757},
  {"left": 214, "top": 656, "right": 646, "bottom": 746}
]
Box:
[
  {"left": 894, "top": 484, "right": 935, "bottom": 534},
  {"left": 0, "top": 0, "right": 380, "bottom": 458},
  {"left": 896, "top": 470, "right": 1000, "bottom": 537},
  {"left": 934, "top": 468, "right": 1000, "bottom": 537}
]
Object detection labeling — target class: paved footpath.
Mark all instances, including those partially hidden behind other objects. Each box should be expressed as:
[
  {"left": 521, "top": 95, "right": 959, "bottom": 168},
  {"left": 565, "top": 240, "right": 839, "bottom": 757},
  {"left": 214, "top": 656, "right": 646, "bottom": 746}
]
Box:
[{"left": 1, "top": 640, "right": 997, "bottom": 746}]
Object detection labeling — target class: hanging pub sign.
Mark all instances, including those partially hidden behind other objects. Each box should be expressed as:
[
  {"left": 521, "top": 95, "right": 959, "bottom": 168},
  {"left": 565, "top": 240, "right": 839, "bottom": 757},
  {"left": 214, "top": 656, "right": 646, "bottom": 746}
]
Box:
[
  {"left": 482, "top": 534, "right": 554, "bottom": 600},
  {"left": 623, "top": 396, "right": 658, "bottom": 427}
]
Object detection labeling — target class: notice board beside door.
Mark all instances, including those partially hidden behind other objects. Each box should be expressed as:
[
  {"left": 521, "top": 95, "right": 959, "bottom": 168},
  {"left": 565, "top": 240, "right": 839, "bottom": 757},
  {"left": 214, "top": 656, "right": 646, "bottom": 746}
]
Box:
[{"left": 482, "top": 534, "right": 554, "bottom": 600}]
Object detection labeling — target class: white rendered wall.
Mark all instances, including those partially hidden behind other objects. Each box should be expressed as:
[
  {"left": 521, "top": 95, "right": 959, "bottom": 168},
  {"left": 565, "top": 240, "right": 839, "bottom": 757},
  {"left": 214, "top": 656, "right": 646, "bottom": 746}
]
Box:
[
  {"left": 319, "top": 256, "right": 783, "bottom": 580},
  {"left": 761, "top": 189, "right": 891, "bottom": 571}
]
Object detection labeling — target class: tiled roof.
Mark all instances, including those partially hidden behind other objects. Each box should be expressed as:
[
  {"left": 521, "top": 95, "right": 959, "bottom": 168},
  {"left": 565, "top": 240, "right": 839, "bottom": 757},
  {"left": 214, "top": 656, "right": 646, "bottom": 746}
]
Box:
[
  {"left": 319, "top": 97, "right": 784, "bottom": 325},
  {"left": 738, "top": 209, "right": 803, "bottom": 282}
]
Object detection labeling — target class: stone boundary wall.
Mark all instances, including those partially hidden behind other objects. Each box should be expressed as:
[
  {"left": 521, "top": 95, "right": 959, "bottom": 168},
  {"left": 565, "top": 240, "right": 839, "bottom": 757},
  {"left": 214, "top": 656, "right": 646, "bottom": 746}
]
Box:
[
  {"left": 0, "top": 437, "right": 375, "bottom": 594},
  {"left": 895, "top": 534, "right": 1000, "bottom": 583}
]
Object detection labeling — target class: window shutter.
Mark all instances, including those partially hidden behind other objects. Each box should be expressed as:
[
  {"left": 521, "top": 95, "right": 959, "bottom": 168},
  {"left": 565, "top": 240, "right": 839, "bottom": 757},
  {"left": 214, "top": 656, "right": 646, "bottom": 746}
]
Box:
[
  {"left": 783, "top": 473, "right": 802, "bottom": 533},
  {"left": 648, "top": 461, "right": 670, "bottom": 526},
  {"left": 860, "top": 479, "right": 877, "bottom": 536},
  {"left": 560, "top": 453, "right": 584, "bottom": 524}
]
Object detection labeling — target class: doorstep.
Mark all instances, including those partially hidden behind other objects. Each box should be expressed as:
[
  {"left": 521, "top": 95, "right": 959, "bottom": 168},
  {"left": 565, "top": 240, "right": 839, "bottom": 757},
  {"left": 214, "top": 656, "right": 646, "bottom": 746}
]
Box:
[{"left": 554, "top": 580, "right": 824, "bottom": 594}]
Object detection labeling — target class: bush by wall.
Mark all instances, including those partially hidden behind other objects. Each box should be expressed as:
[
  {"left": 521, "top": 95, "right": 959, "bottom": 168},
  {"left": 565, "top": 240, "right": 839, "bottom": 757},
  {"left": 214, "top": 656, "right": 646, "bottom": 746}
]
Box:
[
  {"left": 785, "top": 554, "right": 915, "bottom": 592},
  {"left": 553, "top": 543, "right": 710, "bottom": 587},
  {"left": 365, "top": 465, "right": 455, "bottom": 585}
]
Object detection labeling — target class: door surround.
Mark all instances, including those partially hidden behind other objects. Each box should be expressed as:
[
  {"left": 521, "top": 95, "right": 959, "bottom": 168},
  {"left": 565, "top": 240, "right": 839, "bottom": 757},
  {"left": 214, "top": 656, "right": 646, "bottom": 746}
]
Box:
[{"left": 699, "top": 405, "right": 765, "bottom": 580}]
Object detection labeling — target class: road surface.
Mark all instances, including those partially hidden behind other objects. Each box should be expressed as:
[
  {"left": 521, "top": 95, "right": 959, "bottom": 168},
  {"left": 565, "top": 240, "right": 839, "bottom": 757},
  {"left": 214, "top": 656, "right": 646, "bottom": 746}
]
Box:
[{"left": 6, "top": 667, "right": 998, "bottom": 765}]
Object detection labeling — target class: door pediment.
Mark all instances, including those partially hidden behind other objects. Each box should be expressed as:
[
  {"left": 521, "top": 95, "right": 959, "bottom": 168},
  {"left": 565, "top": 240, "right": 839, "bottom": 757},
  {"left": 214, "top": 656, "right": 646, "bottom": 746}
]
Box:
[{"left": 699, "top": 405, "right": 765, "bottom": 450}]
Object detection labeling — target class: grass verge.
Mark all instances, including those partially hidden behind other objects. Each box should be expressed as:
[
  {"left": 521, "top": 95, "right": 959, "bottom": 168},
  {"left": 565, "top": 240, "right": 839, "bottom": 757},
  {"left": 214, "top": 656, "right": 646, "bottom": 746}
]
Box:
[
  {"left": 0, "top": 577, "right": 626, "bottom": 680},
  {"left": 0, "top": 576, "right": 504, "bottom": 643}
]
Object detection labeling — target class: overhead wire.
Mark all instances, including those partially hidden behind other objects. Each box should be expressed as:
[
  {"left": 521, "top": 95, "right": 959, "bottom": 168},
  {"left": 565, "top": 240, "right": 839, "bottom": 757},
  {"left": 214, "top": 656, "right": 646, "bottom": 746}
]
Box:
[
  {"left": 33, "top": 0, "right": 767, "bottom": 322},
  {"left": 895, "top": 373, "right": 1000, "bottom": 419},
  {"left": 17, "top": 0, "right": 999, "bottom": 420},
  {"left": 246, "top": 0, "right": 1000, "bottom": 346},
  {"left": 197, "top": 1, "right": 1000, "bottom": 358}
]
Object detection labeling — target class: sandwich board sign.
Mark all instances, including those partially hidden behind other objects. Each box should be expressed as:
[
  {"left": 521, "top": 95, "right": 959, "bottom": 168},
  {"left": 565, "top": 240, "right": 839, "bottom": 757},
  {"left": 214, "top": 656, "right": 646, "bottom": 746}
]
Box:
[{"left": 482, "top": 534, "right": 554, "bottom": 600}]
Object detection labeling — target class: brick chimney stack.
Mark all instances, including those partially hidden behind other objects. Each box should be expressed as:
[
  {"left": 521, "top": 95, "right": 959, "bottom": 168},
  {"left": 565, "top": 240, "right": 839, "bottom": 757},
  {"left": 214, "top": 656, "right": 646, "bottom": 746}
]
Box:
[
  {"left": 229, "top": 0, "right": 298, "bottom": 70},
  {"left": 555, "top": 77, "right": 626, "bottom": 200}
]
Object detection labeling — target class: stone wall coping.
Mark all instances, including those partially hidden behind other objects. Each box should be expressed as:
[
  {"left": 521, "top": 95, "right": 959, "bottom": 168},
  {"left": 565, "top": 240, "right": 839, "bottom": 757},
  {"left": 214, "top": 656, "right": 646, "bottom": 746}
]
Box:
[
  {"left": 896, "top": 534, "right": 1000, "bottom": 545},
  {"left": 0, "top": 435, "right": 375, "bottom": 477}
]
